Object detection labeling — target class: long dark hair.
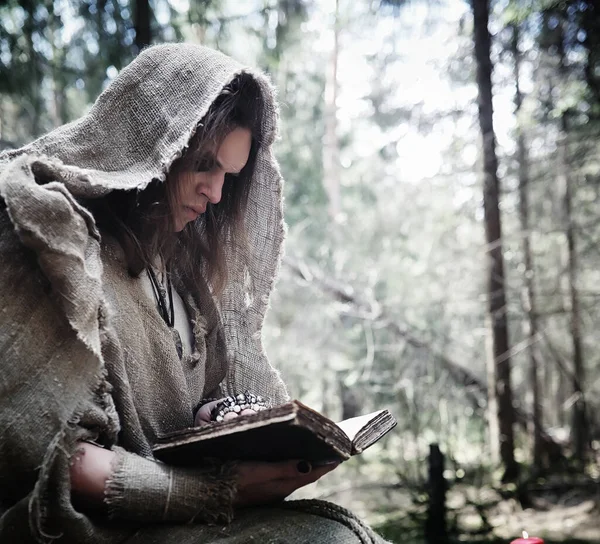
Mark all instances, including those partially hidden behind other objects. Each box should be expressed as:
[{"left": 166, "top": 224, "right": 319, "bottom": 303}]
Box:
[{"left": 90, "top": 73, "right": 264, "bottom": 295}]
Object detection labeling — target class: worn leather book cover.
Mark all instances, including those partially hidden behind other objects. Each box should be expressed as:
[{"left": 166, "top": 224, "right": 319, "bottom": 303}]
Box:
[{"left": 152, "top": 400, "right": 396, "bottom": 466}]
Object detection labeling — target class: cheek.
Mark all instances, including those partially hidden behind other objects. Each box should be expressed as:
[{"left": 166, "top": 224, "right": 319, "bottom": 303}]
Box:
[{"left": 172, "top": 173, "right": 196, "bottom": 203}]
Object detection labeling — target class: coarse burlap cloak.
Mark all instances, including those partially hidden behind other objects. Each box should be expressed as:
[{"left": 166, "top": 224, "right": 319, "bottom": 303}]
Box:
[{"left": 0, "top": 44, "right": 389, "bottom": 544}]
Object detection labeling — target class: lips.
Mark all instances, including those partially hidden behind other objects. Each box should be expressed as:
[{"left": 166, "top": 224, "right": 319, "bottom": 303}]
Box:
[{"left": 186, "top": 205, "right": 206, "bottom": 216}]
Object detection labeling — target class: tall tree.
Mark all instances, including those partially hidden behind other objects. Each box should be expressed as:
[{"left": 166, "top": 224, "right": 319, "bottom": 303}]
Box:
[
  {"left": 48, "top": 0, "right": 70, "bottom": 126},
  {"left": 134, "top": 0, "right": 152, "bottom": 51},
  {"left": 557, "top": 10, "right": 590, "bottom": 470},
  {"left": 510, "top": 21, "right": 543, "bottom": 472},
  {"left": 22, "top": 0, "right": 44, "bottom": 137},
  {"left": 537, "top": 4, "right": 591, "bottom": 467},
  {"left": 323, "top": 0, "right": 341, "bottom": 221},
  {"left": 573, "top": 0, "right": 600, "bottom": 108},
  {"left": 471, "top": 0, "right": 518, "bottom": 482},
  {"left": 261, "top": 0, "right": 308, "bottom": 71},
  {"left": 559, "top": 116, "right": 589, "bottom": 467}
]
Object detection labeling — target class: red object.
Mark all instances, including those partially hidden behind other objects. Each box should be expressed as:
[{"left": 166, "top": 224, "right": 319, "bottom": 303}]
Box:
[{"left": 510, "top": 536, "right": 544, "bottom": 544}]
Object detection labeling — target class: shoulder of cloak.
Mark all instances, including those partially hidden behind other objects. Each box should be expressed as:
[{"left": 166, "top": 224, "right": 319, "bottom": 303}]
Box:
[
  {"left": 0, "top": 152, "right": 112, "bottom": 424},
  {"left": 0, "top": 154, "right": 107, "bottom": 356}
]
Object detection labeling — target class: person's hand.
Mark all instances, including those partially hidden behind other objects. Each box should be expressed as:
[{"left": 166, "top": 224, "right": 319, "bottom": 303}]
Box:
[
  {"left": 194, "top": 398, "right": 258, "bottom": 426},
  {"left": 234, "top": 459, "right": 340, "bottom": 507},
  {"left": 70, "top": 441, "right": 115, "bottom": 503}
]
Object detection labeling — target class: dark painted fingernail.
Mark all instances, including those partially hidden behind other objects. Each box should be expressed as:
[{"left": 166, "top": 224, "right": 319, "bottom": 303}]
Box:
[{"left": 297, "top": 460, "right": 312, "bottom": 474}]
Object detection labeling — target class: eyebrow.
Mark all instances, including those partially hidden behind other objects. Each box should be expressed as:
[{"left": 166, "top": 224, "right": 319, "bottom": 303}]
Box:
[{"left": 214, "top": 154, "right": 242, "bottom": 175}]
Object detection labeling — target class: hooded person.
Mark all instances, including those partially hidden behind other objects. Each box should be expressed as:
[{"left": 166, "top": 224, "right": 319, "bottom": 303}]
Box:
[{"left": 0, "top": 43, "right": 389, "bottom": 543}]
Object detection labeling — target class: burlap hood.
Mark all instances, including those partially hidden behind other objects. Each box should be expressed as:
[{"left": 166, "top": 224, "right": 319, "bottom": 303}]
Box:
[
  {"left": 1, "top": 43, "right": 279, "bottom": 192},
  {"left": 0, "top": 43, "right": 288, "bottom": 402}
]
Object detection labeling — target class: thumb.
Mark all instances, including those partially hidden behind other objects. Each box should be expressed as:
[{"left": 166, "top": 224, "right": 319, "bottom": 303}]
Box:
[{"left": 194, "top": 399, "right": 223, "bottom": 426}]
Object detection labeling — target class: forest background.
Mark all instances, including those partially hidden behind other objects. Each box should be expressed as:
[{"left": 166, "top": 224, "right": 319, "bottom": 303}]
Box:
[{"left": 1, "top": 0, "right": 600, "bottom": 542}]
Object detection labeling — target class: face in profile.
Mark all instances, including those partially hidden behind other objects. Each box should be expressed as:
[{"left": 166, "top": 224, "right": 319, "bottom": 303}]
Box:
[{"left": 171, "top": 127, "right": 252, "bottom": 232}]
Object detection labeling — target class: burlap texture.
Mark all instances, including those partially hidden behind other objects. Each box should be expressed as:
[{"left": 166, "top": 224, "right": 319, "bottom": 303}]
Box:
[
  {"left": 104, "top": 448, "right": 238, "bottom": 524},
  {"left": 0, "top": 44, "right": 388, "bottom": 543}
]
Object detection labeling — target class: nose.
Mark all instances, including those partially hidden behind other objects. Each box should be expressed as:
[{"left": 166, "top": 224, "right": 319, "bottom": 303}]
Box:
[{"left": 202, "top": 171, "right": 225, "bottom": 204}]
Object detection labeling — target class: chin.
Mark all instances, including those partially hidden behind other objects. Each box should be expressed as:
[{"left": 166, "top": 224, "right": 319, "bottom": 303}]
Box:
[{"left": 173, "top": 218, "right": 187, "bottom": 232}]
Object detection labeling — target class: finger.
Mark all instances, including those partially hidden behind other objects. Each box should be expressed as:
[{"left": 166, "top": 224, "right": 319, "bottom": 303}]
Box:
[
  {"left": 269, "top": 462, "right": 340, "bottom": 493},
  {"left": 288, "top": 460, "right": 341, "bottom": 482},
  {"left": 237, "top": 460, "right": 303, "bottom": 485},
  {"left": 273, "top": 460, "right": 318, "bottom": 481},
  {"left": 237, "top": 459, "right": 337, "bottom": 486},
  {"left": 237, "top": 464, "right": 339, "bottom": 507},
  {"left": 300, "top": 462, "right": 340, "bottom": 483},
  {"left": 236, "top": 474, "right": 311, "bottom": 506},
  {"left": 194, "top": 399, "right": 225, "bottom": 426},
  {"left": 223, "top": 412, "right": 238, "bottom": 421},
  {"left": 239, "top": 409, "right": 257, "bottom": 417},
  {"left": 235, "top": 482, "right": 289, "bottom": 507}
]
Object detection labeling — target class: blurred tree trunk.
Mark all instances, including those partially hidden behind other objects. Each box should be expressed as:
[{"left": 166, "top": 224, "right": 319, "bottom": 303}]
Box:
[
  {"left": 323, "top": 0, "right": 340, "bottom": 221},
  {"left": 48, "top": 1, "right": 68, "bottom": 127},
  {"left": 425, "top": 444, "right": 448, "bottom": 544},
  {"left": 259, "top": 1, "right": 306, "bottom": 76},
  {"left": 556, "top": 368, "right": 567, "bottom": 428},
  {"left": 538, "top": 9, "right": 566, "bottom": 432},
  {"left": 483, "top": 312, "right": 500, "bottom": 465},
  {"left": 134, "top": 0, "right": 151, "bottom": 52},
  {"left": 471, "top": 0, "right": 518, "bottom": 482},
  {"left": 23, "top": 0, "right": 43, "bottom": 137},
  {"left": 558, "top": 117, "right": 589, "bottom": 468},
  {"left": 339, "top": 376, "right": 361, "bottom": 420},
  {"left": 511, "top": 24, "right": 543, "bottom": 472},
  {"left": 576, "top": 0, "right": 600, "bottom": 105},
  {"left": 548, "top": 8, "right": 590, "bottom": 467},
  {"left": 321, "top": 374, "right": 332, "bottom": 418},
  {"left": 188, "top": 1, "right": 220, "bottom": 48}
]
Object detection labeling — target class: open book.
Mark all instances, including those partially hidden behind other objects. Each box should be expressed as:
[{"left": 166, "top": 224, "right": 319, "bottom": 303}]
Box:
[{"left": 152, "top": 400, "right": 397, "bottom": 466}]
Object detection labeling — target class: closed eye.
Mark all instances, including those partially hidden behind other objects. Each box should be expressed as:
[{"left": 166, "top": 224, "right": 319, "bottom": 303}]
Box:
[{"left": 195, "top": 157, "right": 216, "bottom": 172}]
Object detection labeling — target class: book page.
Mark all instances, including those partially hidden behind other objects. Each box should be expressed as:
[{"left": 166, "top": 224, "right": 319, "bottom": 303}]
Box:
[{"left": 336, "top": 410, "right": 386, "bottom": 442}]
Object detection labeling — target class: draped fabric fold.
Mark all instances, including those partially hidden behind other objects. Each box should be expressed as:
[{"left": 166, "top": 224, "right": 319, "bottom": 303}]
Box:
[{"left": 0, "top": 155, "right": 118, "bottom": 541}]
